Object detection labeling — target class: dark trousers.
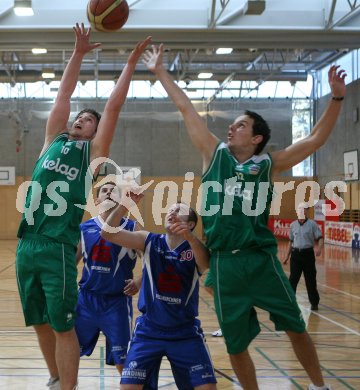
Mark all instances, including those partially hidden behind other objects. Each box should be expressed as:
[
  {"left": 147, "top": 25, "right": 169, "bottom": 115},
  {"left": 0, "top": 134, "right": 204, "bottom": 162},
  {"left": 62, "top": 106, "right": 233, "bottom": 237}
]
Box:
[{"left": 289, "top": 248, "right": 320, "bottom": 306}]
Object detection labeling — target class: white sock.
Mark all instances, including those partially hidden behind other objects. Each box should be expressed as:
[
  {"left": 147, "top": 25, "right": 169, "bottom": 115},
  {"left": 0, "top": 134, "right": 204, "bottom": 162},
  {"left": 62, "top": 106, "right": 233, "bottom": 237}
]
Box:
[{"left": 311, "top": 385, "right": 329, "bottom": 390}]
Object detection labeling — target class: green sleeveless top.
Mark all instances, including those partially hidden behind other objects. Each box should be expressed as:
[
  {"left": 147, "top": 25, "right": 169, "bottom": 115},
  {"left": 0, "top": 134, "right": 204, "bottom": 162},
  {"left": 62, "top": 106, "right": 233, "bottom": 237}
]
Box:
[
  {"left": 201, "top": 142, "right": 277, "bottom": 253},
  {"left": 18, "top": 133, "right": 92, "bottom": 247}
]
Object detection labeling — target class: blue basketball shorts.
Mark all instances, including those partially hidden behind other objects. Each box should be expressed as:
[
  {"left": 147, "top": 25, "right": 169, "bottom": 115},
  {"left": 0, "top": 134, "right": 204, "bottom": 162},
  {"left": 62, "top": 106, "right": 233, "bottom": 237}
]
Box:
[
  {"left": 121, "top": 316, "right": 217, "bottom": 389},
  {"left": 75, "top": 289, "right": 133, "bottom": 366}
]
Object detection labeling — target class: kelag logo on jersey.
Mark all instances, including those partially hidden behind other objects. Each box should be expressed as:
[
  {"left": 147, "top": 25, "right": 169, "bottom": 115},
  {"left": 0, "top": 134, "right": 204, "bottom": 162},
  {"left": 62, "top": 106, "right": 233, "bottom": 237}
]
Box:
[
  {"left": 180, "top": 250, "right": 194, "bottom": 262},
  {"left": 248, "top": 164, "right": 260, "bottom": 175},
  {"left": 42, "top": 155, "right": 79, "bottom": 181},
  {"left": 235, "top": 163, "right": 260, "bottom": 176}
]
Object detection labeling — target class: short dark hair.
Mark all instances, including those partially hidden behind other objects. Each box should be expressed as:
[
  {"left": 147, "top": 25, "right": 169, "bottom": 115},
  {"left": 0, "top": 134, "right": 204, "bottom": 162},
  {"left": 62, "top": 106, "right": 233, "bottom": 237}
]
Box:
[
  {"left": 244, "top": 110, "right": 271, "bottom": 155},
  {"left": 75, "top": 109, "right": 101, "bottom": 127},
  {"left": 96, "top": 181, "right": 116, "bottom": 197},
  {"left": 176, "top": 201, "right": 198, "bottom": 230}
]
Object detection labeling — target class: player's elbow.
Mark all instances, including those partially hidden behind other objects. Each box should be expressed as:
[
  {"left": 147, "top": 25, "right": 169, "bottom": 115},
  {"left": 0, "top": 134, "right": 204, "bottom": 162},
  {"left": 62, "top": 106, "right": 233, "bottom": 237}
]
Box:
[{"left": 100, "top": 228, "right": 111, "bottom": 242}]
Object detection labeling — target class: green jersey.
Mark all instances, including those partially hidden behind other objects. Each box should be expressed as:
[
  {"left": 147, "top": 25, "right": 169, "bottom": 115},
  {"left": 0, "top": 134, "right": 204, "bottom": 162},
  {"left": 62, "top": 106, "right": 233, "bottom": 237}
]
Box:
[
  {"left": 18, "top": 133, "right": 92, "bottom": 247},
  {"left": 201, "top": 142, "right": 277, "bottom": 253}
]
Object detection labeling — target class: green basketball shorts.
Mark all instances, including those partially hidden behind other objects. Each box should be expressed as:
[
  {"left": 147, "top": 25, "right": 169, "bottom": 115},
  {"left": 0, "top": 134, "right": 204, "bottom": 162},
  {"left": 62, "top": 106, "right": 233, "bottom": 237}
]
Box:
[
  {"left": 16, "top": 233, "right": 78, "bottom": 332},
  {"left": 210, "top": 248, "right": 306, "bottom": 354},
  {"left": 204, "top": 269, "right": 214, "bottom": 288}
]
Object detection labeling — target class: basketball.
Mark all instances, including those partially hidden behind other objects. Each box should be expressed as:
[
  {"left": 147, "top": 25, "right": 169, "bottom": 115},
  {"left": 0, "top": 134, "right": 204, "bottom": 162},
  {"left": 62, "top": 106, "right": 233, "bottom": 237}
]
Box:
[{"left": 87, "top": 0, "right": 129, "bottom": 32}]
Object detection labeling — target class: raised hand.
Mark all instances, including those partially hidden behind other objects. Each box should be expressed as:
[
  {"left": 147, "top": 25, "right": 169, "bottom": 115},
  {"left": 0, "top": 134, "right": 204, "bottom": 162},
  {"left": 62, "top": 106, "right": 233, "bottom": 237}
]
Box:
[
  {"left": 142, "top": 44, "right": 165, "bottom": 74},
  {"left": 169, "top": 216, "right": 193, "bottom": 241},
  {"left": 127, "top": 36, "right": 152, "bottom": 65},
  {"left": 120, "top": 180, "right": 153, "bottom": 210},
  {"left": 328, "top": 65, "right": 346, "bottom": 98},
  {"left": 73, "top": 23, "right": 101, "bottom": 55}
]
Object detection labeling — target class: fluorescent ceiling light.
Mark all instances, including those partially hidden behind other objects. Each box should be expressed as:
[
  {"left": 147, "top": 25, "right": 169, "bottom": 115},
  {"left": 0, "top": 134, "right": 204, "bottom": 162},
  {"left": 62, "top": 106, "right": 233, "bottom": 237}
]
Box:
[
  {"left": 42, "top": 68, "right": 55, "bottom": 79},
  {"left": 198, "top": 72, "right": 213, "bottom": 79},
  {"left": 216, "top": 48, "right": 233, "bottom": 55},
  {"left": 14, "top": 0, "right": 34, "bottom": 16},
  {"left": 32, "top": 48, "right": 47, "bottom": 54}
]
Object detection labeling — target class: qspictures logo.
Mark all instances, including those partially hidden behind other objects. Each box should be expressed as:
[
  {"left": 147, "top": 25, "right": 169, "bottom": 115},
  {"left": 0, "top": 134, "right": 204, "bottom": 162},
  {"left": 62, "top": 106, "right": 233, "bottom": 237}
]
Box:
[{"left": 16, "top": 157, "right": 347, "bottom": 229}]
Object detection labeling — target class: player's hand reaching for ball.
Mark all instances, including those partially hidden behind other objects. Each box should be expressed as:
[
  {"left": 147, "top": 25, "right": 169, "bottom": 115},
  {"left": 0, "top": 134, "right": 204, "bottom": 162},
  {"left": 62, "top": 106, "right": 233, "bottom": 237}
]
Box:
[
  {"left": 328, "top": 65, "right": 346, "bottom": 99},
  {"left": 169, "top": 216, "right": 194, "bottom": 242},
  {"left": 127, "top": 36, "right": 152, "bottom": 66},
  {"left": 142, "top": 44, "right": 165, "bottom": 74},
  {"left": 120, "top": 181, "right": 153, "bottom": 210},
  {"left": 73, "top": 23, "right": 101, "bottom": 55}
]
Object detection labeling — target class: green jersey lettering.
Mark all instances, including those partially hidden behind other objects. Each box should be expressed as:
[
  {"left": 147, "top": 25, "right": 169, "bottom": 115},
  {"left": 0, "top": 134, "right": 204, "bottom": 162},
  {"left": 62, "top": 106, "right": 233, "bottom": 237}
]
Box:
[
  {"left": 18, "top": 134, "right": 91, "bottom": 247},
  {"left": 201, "top": 142, "right": 277, "bottom": 253}
]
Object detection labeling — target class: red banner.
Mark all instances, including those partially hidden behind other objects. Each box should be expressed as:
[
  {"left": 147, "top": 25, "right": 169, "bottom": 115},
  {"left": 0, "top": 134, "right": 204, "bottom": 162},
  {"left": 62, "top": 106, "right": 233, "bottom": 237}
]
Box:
[
  {"left": 324, "top": 221, "right": 353, "bottom": 247},
  {"left": 268, "top": 218, "right": 292, "bottom": 239}
]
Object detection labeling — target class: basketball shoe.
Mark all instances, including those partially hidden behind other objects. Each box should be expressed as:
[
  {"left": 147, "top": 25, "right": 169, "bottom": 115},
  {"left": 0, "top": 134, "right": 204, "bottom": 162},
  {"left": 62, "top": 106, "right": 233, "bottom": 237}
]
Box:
[
  {"left": 46, "top": 377, "right": 60, "bottom": 390},
  {"left": 212, "top": 328, "right": 223, "bottom": 337}
]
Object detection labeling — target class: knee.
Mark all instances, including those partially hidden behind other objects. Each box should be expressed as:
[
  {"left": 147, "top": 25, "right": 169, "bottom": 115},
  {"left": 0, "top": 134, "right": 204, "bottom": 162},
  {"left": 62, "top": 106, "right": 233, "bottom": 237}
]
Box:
[
  {"left": 229, "top": 348, "right": 251, "bottom": 361},
  {"left": 286, "top": 330, "right": 308, "bottom": 341},
  {"left": 195, "top": 384, "right": 217, "bottom": 390},
  {"left": 54, "top": 328, "right": 77, "bottom": 340}
]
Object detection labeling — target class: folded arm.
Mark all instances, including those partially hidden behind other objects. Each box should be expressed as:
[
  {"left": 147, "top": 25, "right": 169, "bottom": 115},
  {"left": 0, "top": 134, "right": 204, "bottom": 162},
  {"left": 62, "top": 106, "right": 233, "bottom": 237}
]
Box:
[
  {"left": 169, "top": 220, "right": 210, "bottom": 273},
  {"left": 101, "top": 204, "right": 148, "bottom": 251}
]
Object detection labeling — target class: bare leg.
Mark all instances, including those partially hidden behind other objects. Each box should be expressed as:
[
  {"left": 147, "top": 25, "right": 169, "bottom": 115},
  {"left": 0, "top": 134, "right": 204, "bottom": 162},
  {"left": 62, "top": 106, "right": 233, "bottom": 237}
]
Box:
[
  {"left": 33, "top": 324, "right": 59, "bottom": 379},
  {"left": 195, "top": 384, "right": 217, "bottom": 389},
  {"left": 287, "top": 330, "right": 325, "bottom": 386},
  {"left": 204, "top": 286, "right": 214, "bottom": 296},
  {"left": 229, "top": 349, "right": 259, "bottom": 390},
  {"left": 116, "top": 364, "right": 124, "bottom": 375},
  {"left": 120, "top": 385, "right": 143, "bottom": 389},
  {"left": 54, "top": 328, "right": 80, "bottom": 390}
]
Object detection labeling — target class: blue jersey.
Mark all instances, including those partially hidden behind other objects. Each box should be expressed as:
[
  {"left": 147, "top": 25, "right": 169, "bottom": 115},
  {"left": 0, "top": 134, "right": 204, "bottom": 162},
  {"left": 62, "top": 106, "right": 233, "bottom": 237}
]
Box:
[
  {"left": 138, "top": 233, "right": 200, "bottom": 328},
  {"left": 79, "top": 217, "right": 137, "bottom": 295}
]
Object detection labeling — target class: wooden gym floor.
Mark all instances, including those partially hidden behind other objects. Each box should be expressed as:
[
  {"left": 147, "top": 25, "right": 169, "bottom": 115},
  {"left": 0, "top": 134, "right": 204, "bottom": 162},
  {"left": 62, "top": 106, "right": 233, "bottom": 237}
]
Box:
[{"left": 0, "top": 239, "right": 359, "bottom": 389}]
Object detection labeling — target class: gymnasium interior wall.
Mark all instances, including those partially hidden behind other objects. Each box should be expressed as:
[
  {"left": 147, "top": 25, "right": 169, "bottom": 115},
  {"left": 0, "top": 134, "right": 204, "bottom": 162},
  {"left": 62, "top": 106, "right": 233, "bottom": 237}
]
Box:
[{"left": 1, "top": 85, "right": 360, "bottom": 239}]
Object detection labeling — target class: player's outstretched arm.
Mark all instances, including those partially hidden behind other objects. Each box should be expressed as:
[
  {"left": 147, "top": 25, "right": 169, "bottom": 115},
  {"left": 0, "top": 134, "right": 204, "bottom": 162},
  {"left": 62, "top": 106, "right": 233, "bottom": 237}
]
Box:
[
  {"left": 44, "top": 23, "right": 101, "bottom": 149},
  {"left": 272, "top": 65, "right": 346, "bottom": 174},
  {"left": 91, "top": 36, "right": 152, "bottom": 162},
  {"left": 101, "top": 204, "right": 147, "bottom": 250},
  {"left": 101, "top": 191, "right": 148, "bottom": 251},
  {"left": 143, "top": 44, "right": 219, "bottom": 172}
]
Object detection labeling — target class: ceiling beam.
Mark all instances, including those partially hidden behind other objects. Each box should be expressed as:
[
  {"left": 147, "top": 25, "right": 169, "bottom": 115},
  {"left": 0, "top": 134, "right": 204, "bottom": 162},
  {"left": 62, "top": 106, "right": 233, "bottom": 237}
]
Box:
[
  {"left": 0, "top": 69, "right": 307, "bottom": 84},
  {"left": 246, "top": 1, "right": 266, "bottom": 15},
  {"left": 207, "top": 71, "right": 236, "bottom": 105},
  {"left": 325, "top": 0, "right": 337, "bottom": 28},
  {"left": 327, "top": 2, "right": 360, "bottom": 29},
  {"left": 217, "top": 3, "right": 248, "bottom": 26},
  {"left": 0, "top": 29, "right": 359, "bottom": 50}
]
